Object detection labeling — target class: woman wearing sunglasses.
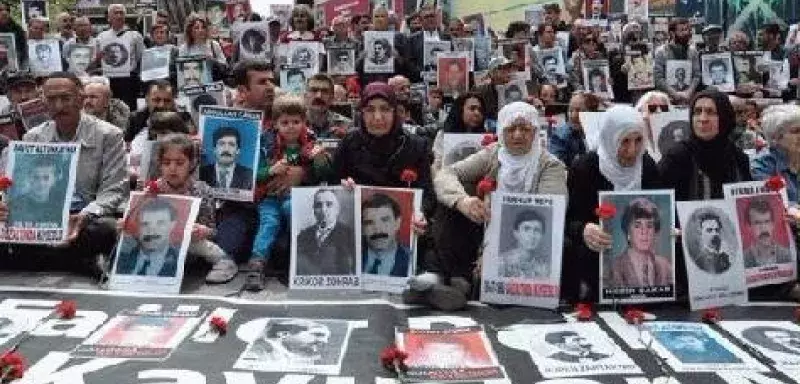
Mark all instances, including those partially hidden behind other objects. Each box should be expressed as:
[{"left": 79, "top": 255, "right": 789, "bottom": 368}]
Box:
[{"left": 634, "top": 91, "right": 672, "bottom": 159}]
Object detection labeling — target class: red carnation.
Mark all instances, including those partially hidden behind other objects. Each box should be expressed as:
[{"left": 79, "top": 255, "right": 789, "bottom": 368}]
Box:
[
  {"left": 595, "top": 202, "right": 617, "bottom": 220},
  {"left": 624, "top": 308, "right": 645, "bottom": 325},
  {"left": 55, "top": 300, "right": 77, "bottom": 320},
  {"left": 476, "top": 177, "right": 497, "bottom": 199},
  {"left": 380, "top": 345, "right": 408, "bottom": 372},
  {"left": 209, "top": 316, "right": 228, "bottom": 335},
  {"left": 576, "top": 302, "right": 593, "bottom": 321},
  {"left": 702, "top": 308, "right": 721, "bottom": 324},
  {"left": 755, "top": 138, "right": 767, "bottom": 152},
  {"left": 0, "top": 350, "right": 26, "bottom": 380},
  {"left": 145, "top": 179, "right": 160, "bottom": 195},
  {"left": 400, "top": 168, "right": 418, "bottom": 187},
  {"left": 481, "top": 133, "right": 498, "bottom": 147},
  {"left": 765, "top": 176, "right": 786, "bottom": 192},
  {"left": 0, "top": 351, "right": 23, "bottom": 367},
  {"left": 0, "top": 176, "right": 12, "bottom": 190}
]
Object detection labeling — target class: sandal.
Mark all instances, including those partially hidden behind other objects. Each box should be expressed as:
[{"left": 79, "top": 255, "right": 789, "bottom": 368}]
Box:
[{"left": 205, "top": 259, "right": 238, "bottom": 284}]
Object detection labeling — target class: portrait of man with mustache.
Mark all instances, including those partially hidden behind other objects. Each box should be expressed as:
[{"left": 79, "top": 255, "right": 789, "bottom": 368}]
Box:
[
  {"left": 361, "top": 193, "right": 411, "bottom": 277},
  {"left": 199, "top": 126, "right": 254, "bottom": 190},
  {"left": 115, "top": 198, "right": 180, "bottom": 277},
  {"left": 691, "top": 211, "right": 731, "bottom": 274},
  {"left": 742, "top": 197, "right": 791, "bottom": 268}
]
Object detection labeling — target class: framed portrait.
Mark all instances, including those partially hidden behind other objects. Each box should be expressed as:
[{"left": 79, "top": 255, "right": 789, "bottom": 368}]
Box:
[
  {"left": 363, "top": 31, "right": 395, "bottom": 74},
  {"left": 397, "top": 326, "right": 504, "bottom": 381},
  {"left": 423, "top": 40, "right": 451, "bottom": 73},
  {"left": 0, "top": 33, "right": 18, "bottom": 73},
  {"left": 28, "top": 39, "right": 62, "bottom": 77},
  {"left": 701, "top": 52, "right": 735, "bottom": 93},
  {"left": 99, "top": 37, "right": 131, "bottom": 78},
  {"left": 666, "top": 60, "right": 692, "bottom": 92},
  {"left": 497, "top": 80, "right": 529, "bottom": 107},
  {"left": 625, "top": 50, "right": 654, "bottom": 91},
  {"left": 436, "top": 52, "right": 469, "bottom": 97},
  {"left": 140, "top": 46, "right": 172, "bottom": 82},
  {"left": 176, "top": 56, "right": 212, "bottom": 91},
  {"left": 582, "top": 59, "right": 613, "bottom": 99},
  {"left": 720, "top": 320, "right": 800, "bottom": 376},
  {"left": 649, "top": 109, "right": 690, "bottom": 163},
  {"left": 233, "top": 22, "right": 271, "bottom": 62}
]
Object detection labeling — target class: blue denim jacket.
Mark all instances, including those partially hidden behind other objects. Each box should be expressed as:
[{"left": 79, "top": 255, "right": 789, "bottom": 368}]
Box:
[
  {"left": 751, "top": 147, "right": 799, "bottom": 204},
  {"left": 548, "top": 122, "right": 586, "bottom": 167}
]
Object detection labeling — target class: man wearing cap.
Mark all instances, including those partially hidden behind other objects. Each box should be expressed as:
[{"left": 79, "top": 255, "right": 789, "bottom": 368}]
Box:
[
  {"left": 701, "top": 25, "right": 725, "bottom": 53},
  {"left": 471, "top": 56, "right": 516, "bottom": 123},
  {"left": 0, "top": 71, "right": 40, "bottom": 140}
]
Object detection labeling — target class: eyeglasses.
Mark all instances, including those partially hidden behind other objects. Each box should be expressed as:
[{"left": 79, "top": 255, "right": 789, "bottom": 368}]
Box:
[{"left": 648, "top": 104, "right": 670, "bottom": 113}]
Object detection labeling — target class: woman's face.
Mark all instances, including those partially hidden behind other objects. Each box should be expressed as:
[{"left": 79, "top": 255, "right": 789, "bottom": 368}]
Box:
[
  {"left": 160, "top": 147, "right": 193, "bottom": 188},
  {"left": 777, "top": 125, "right": 800, "bottom": 155},
  {"left": 276, "top": 113, "right": 305, "bottom": 143},
  {"left": 293, "top": 11, "right": 309, "bottom": 32},
  {"left": 191, "top": 20, "right": 207, "bottom": 42},
  {"left": 692, "top": 98, "right": 720, "bottom": 141},
  {"left": 541, "top": 26, "right": 556, "bottom": 46},
  {"left": 503, "top": 121, "right": 536, "bottom": 155},
  {"left": 629, "top": 217, "right": 656, "bottom": 253},
  {"left": 617, "top": 130, "right": 644, "bottom": 167},
  {"left": 540, "top": 86, "right": 556, "bottom": 104},
  {"left": 461, "top": 97, "right": 484, "bottom": 129},
  {"left": 372, "top": 9, "right": 389, "bottom": 31},
  {"left": 362, "top": 98, "right": 395, "bottom": 136}
]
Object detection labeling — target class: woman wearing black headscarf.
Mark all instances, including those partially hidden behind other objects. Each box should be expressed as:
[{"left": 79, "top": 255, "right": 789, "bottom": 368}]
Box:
[
  {"left": 658, "top": 91, "right": 752, "bottom": 201},
  {"left": 431, "top": 92, "right": 487, "bottom": 178}
]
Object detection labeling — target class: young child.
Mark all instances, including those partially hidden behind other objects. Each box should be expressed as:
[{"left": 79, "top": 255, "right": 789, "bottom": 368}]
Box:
[
  {"left": 152, "top": 133, "right": 238, "bottom": 283},
  {"left": 245, "top": 95, "right": 331, "bottom": 291}
]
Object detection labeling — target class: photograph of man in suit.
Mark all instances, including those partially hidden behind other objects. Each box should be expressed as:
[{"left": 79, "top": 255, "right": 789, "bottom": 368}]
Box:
[
  {"left": 361, "top": 193, "right": 411, "bottom": 277},
  {"left": 499, "top": 209, "right": 550, "bottom": 279},
  {"left": 672, "top": 67, "right": 689, "bottom": 91},
  {"left": 545, "top": 331, "right": 611, "bottom": 363},
  {"left": 296, "top": 189, "right": 355, "bottom": 275},
  {"left": 369, "top": 38, "right": 392, "bottom": 66},
  {"left": 587, "top": 68, "right": 608, "bottom": 93},
  {"left": 691, "top": 212, "right": 731, "bottom": 274},
  {"left": 9, "top": 156, "right": 68, "bottom": 226},
  {"left": 242, "top": 319, "right": 333, "bottom": 366},
  {"left": 178, "top": 60, "right": 204, "bottom": 88},
  {"left": 115, "top": 198, "right": 180, "bottom": 277},
  {"left": 98, "top": 315, "right": 186, "bottom": 348},
  {"left": 742, "top": 197, "right": 792, "bottom": 268},
  {"left": 200, "top": 127, "right": 254, "bottom": 190},
  {"left": 708, "top": 58, "right": 729, "bottom": 86},
  {"left": 656, "top": 329, "right": 741, "bottom": 364}
]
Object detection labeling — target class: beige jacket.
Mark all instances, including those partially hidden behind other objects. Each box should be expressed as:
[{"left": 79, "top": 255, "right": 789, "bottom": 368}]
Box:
[{"left": 434, "top": 144, "right": 568, "bottom": 208}]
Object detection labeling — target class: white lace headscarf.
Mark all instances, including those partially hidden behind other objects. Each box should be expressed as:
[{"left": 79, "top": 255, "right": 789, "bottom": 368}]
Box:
[
  {"left": 496, "top": 102, "right": 541, "bottom": 193},
  {"left": 597, "top": 105, "right": 646, "bottom": 191}
]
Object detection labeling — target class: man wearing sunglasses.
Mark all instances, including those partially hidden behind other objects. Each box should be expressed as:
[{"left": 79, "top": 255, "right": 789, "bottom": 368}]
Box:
[{"left": 654, "top": 18, "right": 701, "bottom": 105}]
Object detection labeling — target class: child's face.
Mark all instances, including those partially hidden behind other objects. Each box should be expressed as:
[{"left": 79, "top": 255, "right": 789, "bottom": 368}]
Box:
[
  {"left": 276, "top": 113, "right": 305, "bottom": 143},
  {"left": 160, "top": 147, "right": 193, "bottom": 187}
]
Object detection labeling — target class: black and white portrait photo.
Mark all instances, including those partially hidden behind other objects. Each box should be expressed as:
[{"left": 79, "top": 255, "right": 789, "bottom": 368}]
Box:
[
  {"left": 657, "top": 120, "right": 690, "bottom": 158},
  {"left": 235, "top": 318, "right": 352, "bottom": 375},
  {"left": 742, "top": 326, "right": 800, "bottom": 355},
  {"left": 497, "top": 207, "right": 552, "bottom": 279},
  {"left": 28, "top": 39, "right": 62, "bottom": 76},
  {"left": 442, "top": 133, "right": 483, "bottom": 166},
  {"left": 702, "top": 53, "right": 735, "bottom": 92},
  {"left": 497, "top": 80, "right": 528, "bottom": 107},
  {"left": 364, "top": 31, "right": 395, "bottom": 74},
  {"left": 545, "top": 330, "right": 611, "bottom": 363},
  {"left": 140, "top": 47, "right": 172, "bottom": 82},
  {"left": 177, "top": 58, "right": 211, "bottom": 90},
  {"left": 733, "top": 52, "right": 762, "bottom": 86},
  {"left": 233, "top": 22, "right": 270, "bottom": 60},
  {"left": 684, "top": 207, "right": 736, "bottom": 275},
  {"left": 286, "top": 40, "right": 322, "bottom": 73},
  {"left": 0, "top": 33, "right": 18, "bottom": 72},
  {"left": 537, "top": 47, "right": 566, "bottom": 78},
  {"left": 720, "top": 321, "right": 800, "bottom": 374},
  {"left": 65, "top": 44, "right": 94, "bottom": 74},
  {"left": 291, "top": 187, "right": 358, "bottom": 287},
  {"left": 666, "top": 60, "right": 692, "bottom": 92},
  {"left": 103, "top": 42, "right": 129, "bottom": 68},
  {"left": 423, "top": 40, "right": 451, "bottom": 72},
  {"left": 280, "top": 64, "right": 312, "bottom": 95},
  {"left": 22, "top": 0, "right": 47, "bottom": 25},
  {"left": 100, "top": 37, "right": 131, "bottom": 78},
  {"left": 327, "top": 48, "right": 355, "bottom": 75},
  {"left": 582, "top": 61, "right": 613, "bottom": 98}
]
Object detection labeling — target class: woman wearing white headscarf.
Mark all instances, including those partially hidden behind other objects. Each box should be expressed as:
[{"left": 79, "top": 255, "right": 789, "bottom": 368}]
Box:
[
  {"left": 563, "top": 105, "right": 663, "bottom": 302},
  {"left": 414, "top": 102, "right": 566, "bottom": 311}
]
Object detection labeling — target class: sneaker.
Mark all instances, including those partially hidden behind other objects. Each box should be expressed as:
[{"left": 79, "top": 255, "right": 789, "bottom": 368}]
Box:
[
  {"left": 205, "top": 259, "right": 238, "bottom": 284},
  {"left": 408, "top": 272, "right": 441, "bottom": 291},
  {"left": 427, "top": 283, "right": 468, "bottom": 311},
  {"left": 243, "top": 260, "right": 265, "bottom": 292}
]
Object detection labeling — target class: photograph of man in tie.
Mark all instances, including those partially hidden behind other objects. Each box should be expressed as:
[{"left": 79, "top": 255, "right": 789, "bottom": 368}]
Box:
[
  {"left": 199, "top": 126, "right": 254, "bottom": 190},
  {"left": 295, "top": 188, "right": 356, "bottom": 275},
  {"left": 361, "top": 193, "right": 411, "bottom": 277},
  {"left": 114, "top": 198, "right": 181, "bottom": 277}
]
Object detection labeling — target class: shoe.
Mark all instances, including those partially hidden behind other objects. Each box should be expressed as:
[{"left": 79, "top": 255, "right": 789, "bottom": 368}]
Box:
[
  {"left": 243, "top": 260, "right": 265, "bottom": 292},
  {"left": 408, "top": 272, "right": 440, "bottom": 291},
  {"left": 427, "top": 283, "right": 468, "bottom": 311},
  {"left": 401, "top": 289, "right": 429, "bottom": 305},
  {"left": 450, "top": 277, "right": 472, "bottom": 296},
  {"left": 205, "top": 259, "right": 238, "bottom": 284}
]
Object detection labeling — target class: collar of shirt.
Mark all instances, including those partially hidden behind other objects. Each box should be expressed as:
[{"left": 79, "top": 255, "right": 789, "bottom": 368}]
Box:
[
  {"left": 367, "top": 244, "right": 398, "bottom": 275},
  {"left": 134, "top": 246, "right": 170, "bottom": 275},
  {"left": 316, "top": 224, "right": 334, "bottom": 241},
  {"left": 215, "top": 164, "right": 234, "bottom": 188}
]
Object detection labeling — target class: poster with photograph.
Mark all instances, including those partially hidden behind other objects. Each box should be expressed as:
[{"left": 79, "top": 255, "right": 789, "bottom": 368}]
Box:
[
  {"left": 497, "top": 322, "right": 641, "bottom": 378},
  {"left": 451, "top": 37, "right": 475, "bottom": 71},
  {"left": 235, "top": 318, "right": 353, "bottom": 375},
  {"left": 723, "top": 186, "right": 797, "bottom": 287},
  {"left": 397, "top": 326, "right": 505, "bottom": 382},
  {"left": 701, "top": 52, "right": 735, "bottom": 93},
  {"left": 481, "top": 192, "right": 566, "bottom": 308},
  {"left": 423, "top": 40, "right": 451, "bottom": 72},
  {"left": 326, "top": 42, "right": 356, "bottom": 75},
  {"left": 176, "top": 56, "right": 212, "bottom": 90},
  {"left": 441, "top": 133, "right": 483, "bottom": 166},
  {"left": 140, "top": 46, "right": 172, "bottom": 82},
  {"left": 137, "top": 140, "right": 160, "bottom": 185},
  {"left": 290, "top": 187, "right": 359, "bottom": 290},
  {"left": 357, "top": 186, "right": 421, "bottom": 294},
  {"left": 364, "top": 31, "right": 395, "bottom": 74},
  {"left": 226, "top": 0, "right": 251, "bottom": 24},
  {"left": 280, "top": 63, "right": 314, "bottom": 95},
  {"left": 72, "top": 309, "right": 201, "bottom": 360},
  {"left": 0, "top": 115, "right": 17, "bottom": 141},
  {"left": 198, "top": 106, "right": 262, "bottom": 202},
  {"left": 583, "top": 59, "right": 613, "bottom": 99},
  {"left": 525, "top": 5, "right": 544, "bottom": 27},
  {"left": 1, "top": 142, "right": 79, "bottom": 244},
  {"left": 556, "top": 31, "right": 570, "bottom": 51},
  {"left": 598, "top": 190, "right": 676, "bottom": 304},
  {"left": 626, "top": 50, "right": 654, "bottom": 90},
  {"left": 649, "top": 109, "right": 690, "bottom": 162},
  {"left": 206, "top": 0, "right": 230, "bottom": 38},
  {"left": 99, "top": 36, "right": 131, "bottom": 78},
  {"left": 766, "top": 59, "right": 790, "bottom": 90},
  {"left": 437, "top": 52, "right": 469, "bottom": 97},
  {"left": 497, "top": 80, "right": 529, "bottom": 107},
  {"left": 643, "top": 322, "right": 767, "bottom": 372},
  {"left": 723, "top": 180, "right": 790, "bottom": 209},
  {"left": 651, "top": 18, "right": 670, "bottom": 46},
  {"left": 666, "top": 60, "right": 692, "bottom": 92},
  {"left": 536, "top": 47, "right": 567, "bottom": 81},
  {"left": 21, "top": 0, "right": 47, "bottom": 26},
  {"left": 676, "top": 200, "right": 748, "bottom": 310},
  {"left": 28, "top": 39, "right": 62, "bottom": 76},
  {"left": 286, "top": 40, "right": 322, "bottom": 74},
  {"left": 474, "top": 37, "right": 492, "bottom": 71},
  {"left": 625, "top": 0, "right": 649, "bottom": 21},
  {"left": 499, "top": 39, "right": 531, "bottom": 81},
  {"left": 16, "top": 98, "right": 50, "bottom": 131},
  {"left": 233, "top": 22, "right": 271, "bottom": 62},
  {"left": 733, "top": 51, "right": 764, "bottom": 87},
  {"left": 0, "top": 33, "right": 18, "bottom": 73},
  {"left": 185, "top": 82, "right": 225, "bottom": 129},
  {"left": 719, "top": 321, "right": 800, "bottom": 377},
  {"left": 462, "top": 13, "right": 487, "bottom": 37},
  {"left": 64, "top": 43, "right": 94, "bottom": 75},
  {"left": 109, "top": 193, "right": 201, "bottom": 294},
  {"left": 578, "top": 111, "right": 604, "bottom": 150}
]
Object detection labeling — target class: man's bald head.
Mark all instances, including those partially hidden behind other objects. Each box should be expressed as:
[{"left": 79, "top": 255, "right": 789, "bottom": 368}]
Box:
[{"left": 388, "top": 75, "right": 411, "bottom": 101}]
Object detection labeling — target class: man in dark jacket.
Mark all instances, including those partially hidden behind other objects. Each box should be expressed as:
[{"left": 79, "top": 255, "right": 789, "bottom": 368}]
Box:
[
  {"left": 472, "top": 56, "right": 515, "bottom": 125},
  {"left": 0, "top": 3, "right": 27, "bottom": 68}
]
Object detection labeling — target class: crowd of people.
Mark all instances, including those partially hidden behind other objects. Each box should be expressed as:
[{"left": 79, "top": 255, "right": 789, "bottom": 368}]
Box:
[{"left": 0, "top": 1, "right": 799, "bottom": 311}]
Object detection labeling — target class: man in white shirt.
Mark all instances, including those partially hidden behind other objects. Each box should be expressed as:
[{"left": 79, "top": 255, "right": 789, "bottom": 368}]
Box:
[
  {"left": 96, "top": 4, "right": 145, "bottom": 110},
  {"left": 199, "top": 127, "right": 253, "bottom": 190}
]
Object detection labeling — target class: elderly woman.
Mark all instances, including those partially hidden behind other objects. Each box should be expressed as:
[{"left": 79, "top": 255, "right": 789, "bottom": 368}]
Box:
[
  {"left": 565, "top": 105, "right": 662, "bottom": 301},
  {"left": 279, "top": 4, "right": 320, "bottom": 42},
  {"left": 752, "top": 105, "right": 800, "bottom": 204},
  {"left": 634, "top": 90, "right": 672, "bottom": 157},
  {"left": 410, "top": 102, "right": 567, "bottom": 311},
  {"left": 431, "top": 93, "right": 488, "bottom": 177},
  {"left": 178, "top": 14, "right": 227, "bottom": 66}
]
